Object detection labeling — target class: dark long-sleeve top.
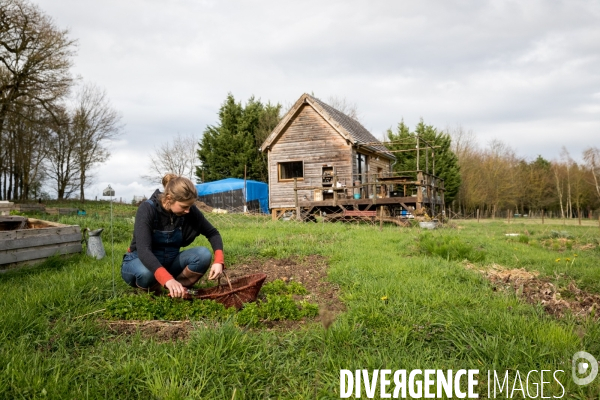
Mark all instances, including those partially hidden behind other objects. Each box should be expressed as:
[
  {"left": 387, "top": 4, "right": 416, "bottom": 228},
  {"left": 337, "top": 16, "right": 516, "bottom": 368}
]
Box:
[{"left": 128, "top": 189, "right": 224, "bottom": 285}]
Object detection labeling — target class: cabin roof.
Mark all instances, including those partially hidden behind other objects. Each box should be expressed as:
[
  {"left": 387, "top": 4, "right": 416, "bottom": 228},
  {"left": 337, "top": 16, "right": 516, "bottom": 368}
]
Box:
[{"left": 260, "top": 93, "right": 395, "bottom": 160}]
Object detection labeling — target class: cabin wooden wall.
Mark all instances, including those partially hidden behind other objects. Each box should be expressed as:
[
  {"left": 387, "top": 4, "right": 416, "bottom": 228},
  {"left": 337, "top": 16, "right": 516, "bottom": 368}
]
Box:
[
  {"left": 267, "top": 104, "right": 353, "bottom": 208},
  {"left": 351, "top": 148, "right": 392, "bottom": 180}
]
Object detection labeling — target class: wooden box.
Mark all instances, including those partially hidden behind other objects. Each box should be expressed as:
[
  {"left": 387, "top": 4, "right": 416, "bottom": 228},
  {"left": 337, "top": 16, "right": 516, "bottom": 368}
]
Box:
[{"left": 0, "top": 216, "right": 82, "bottom": 270}]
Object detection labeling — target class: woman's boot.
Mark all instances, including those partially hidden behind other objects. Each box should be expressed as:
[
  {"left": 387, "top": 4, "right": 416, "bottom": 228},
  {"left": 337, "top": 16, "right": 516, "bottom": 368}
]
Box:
[{"left": 176, "top": 266, "right": 203, "bottom": 288}]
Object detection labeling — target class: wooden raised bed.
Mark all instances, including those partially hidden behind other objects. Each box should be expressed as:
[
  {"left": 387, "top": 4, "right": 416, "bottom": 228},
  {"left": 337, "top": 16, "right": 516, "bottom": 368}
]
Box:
[
  {"left": 45, "top": 207, "right": 78, "bottom": 215},
  {"left": 14, "top": 204, "right": 46, "bottom": 213},
  {"left": 0, "top": 216, "right": 82, "bottom": 270}
]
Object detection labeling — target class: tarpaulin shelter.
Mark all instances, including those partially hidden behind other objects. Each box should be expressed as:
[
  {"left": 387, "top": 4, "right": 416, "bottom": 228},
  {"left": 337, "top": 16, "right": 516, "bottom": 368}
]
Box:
[{"left": 195, "top": 178, "right": 269, "bottom": 214}]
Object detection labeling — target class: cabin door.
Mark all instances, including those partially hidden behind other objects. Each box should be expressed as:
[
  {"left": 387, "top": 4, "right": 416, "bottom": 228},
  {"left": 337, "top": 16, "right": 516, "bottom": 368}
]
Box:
[{"left": 356, "top": 153, "right": 368, "bottom": 198}]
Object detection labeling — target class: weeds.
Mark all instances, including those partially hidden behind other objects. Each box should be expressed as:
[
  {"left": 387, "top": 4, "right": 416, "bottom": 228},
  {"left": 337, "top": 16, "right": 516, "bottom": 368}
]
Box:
[
  {"left": 418, "top": 232, "right": 486, "bottom": 262},
  {"left": 102, "top": 279, "right": 318, "bottom": 327}
]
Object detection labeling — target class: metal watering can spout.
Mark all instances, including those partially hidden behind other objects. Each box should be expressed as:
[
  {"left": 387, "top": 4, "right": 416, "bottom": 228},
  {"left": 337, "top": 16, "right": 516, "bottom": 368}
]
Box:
[{"left": 84, "top": 228, "right": 106, "bottom": 259}]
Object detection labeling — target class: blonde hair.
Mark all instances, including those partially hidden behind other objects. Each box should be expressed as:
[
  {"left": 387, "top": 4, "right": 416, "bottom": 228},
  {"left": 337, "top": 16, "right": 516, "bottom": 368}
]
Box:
[{"left": 159, "top": 173, "right": 198, "bottom": 203}]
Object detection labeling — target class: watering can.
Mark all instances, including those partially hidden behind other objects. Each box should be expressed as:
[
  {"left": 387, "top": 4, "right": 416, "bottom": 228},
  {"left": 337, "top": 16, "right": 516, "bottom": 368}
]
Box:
[{"left": 84, "top": 228, "right": 106, "bottom": 259}]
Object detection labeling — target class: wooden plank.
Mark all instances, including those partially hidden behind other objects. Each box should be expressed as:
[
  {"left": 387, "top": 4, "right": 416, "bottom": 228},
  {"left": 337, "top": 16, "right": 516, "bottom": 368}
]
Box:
[
  {"left": 26, "top": 218, "right": 71, "bottom": 228},
  {"left": 343, "top": 210, "right": 377, "bottom": 217},
  {"left": 0, "top": 232, "right": 82, "bottom": 251},
  {"left": 15, "top": 225, "right": 80, "bottom": 239},
  {"left": 0, "top": 231, "right": 16, "bottom": 240},
  {"left": 0, "top": 242, "right": 82, "bottom": 265}
]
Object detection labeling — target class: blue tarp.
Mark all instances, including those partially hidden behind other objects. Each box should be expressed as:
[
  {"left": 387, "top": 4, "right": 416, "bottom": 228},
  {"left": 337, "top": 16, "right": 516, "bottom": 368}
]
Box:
[{"left": 195, "top": 178, "right": 269, "bottom": 213}]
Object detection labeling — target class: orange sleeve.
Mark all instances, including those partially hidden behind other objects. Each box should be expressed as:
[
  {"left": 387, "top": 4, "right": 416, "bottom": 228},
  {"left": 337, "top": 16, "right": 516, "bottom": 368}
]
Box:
[
  {"left": 214, "top": 249, "right": 225, "bottom": 266},
  {"left": 154, "top": 267, "right": 174, "bottom": 286}
]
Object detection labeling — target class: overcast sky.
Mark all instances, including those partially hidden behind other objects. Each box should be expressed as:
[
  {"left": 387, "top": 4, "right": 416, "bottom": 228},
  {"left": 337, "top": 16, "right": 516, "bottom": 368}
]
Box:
[{"left": 34, "top": 0, "right": 600, "bottom": 201}]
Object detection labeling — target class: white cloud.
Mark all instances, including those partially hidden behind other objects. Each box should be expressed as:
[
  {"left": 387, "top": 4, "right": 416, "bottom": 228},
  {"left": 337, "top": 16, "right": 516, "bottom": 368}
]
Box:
[{"left": 31, "top": 0, "right": 600, "bottom": 198}]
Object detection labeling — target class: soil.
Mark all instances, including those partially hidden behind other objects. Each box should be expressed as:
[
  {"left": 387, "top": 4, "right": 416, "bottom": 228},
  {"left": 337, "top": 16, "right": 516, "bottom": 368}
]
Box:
[
  {"left": 228, "top": 254, "right": 345, "bottom": 330},
  {"left": 106, "top": 255, "right": 345, "bottom": 340},
  {"left": 467, "top": 263, "right": 600, "bottom": 319}
]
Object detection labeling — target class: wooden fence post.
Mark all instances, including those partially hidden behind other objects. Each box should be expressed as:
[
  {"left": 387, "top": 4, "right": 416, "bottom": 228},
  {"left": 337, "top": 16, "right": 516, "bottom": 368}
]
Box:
[
  {"left": 477, "top": 208, "right": 480, "bottom": 223},
  {"left": 294, "top": 178, "right": 301, "bottom": 221}
]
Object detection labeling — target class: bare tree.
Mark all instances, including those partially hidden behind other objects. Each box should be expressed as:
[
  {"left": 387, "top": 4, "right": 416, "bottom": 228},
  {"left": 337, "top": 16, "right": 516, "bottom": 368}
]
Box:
[
  {"left": 4, "top": 102, "right": 49, "bottom": 199},
  {"left": 560, "top": 147, "right": 574, "bottom": 218},
  {"left": 45, "top": 107, "right": 79, "bottom": 199},
  {"left": 143, "top": 134, "right": 198, "bottom": 184},
  {"left": 71, "top": 83, "right": 122, "bottom": 201},
  {"left": 0, "top": 0, "right": 75, "bottom": 199},
  {"left": 583, "top": 146, "right": 600, "bottom": 202},
  {"left": 327, "top": 96, "right": 360, "bottom": 121},
  {"left": 551, "top": 161, "right": 566, "bottom": 219}
]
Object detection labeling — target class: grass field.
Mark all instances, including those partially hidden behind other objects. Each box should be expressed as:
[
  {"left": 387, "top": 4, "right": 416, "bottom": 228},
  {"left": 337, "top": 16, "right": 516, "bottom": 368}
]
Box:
[{"left": 1, "top": 202, "right": 600, "bottom": 399}]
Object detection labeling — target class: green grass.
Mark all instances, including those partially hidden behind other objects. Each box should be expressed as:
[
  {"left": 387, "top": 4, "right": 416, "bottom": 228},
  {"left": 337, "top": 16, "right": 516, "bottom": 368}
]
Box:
[{"left": 1, "top": 206, "right": 600, "bottom": 398}]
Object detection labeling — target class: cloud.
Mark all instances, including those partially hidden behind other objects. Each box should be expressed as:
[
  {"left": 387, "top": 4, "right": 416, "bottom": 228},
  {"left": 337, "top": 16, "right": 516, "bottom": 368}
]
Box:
[{"left": 33, "top": 0, "right": 600, "bottom": 197}]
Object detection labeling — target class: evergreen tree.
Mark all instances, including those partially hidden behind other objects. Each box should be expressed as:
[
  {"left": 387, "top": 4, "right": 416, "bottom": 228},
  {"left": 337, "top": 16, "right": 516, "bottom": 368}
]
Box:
[
  {"left": 386, "top": 118, "right": 461, "bottom": 204},
  {"left": 196, "top": 94, "right": 281, "bottom": 182}
]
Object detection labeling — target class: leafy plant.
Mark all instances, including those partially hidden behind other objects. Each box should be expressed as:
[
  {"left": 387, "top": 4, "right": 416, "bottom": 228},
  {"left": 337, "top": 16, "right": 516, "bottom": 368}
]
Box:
[
  {"left": 235, "top": 295, "right": 319, "bottom": 326},
  {"left": 261, "top": 279, "right": 308, "bottom": 295},
  {"left": 104, "top": 294, "right": 236, "bottom": 321}
]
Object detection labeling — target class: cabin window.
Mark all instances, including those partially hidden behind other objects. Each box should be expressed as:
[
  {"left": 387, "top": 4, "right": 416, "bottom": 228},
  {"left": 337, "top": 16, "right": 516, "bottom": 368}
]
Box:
[{"left": 278, "top": 161, "right": 304, "bottom": 181}]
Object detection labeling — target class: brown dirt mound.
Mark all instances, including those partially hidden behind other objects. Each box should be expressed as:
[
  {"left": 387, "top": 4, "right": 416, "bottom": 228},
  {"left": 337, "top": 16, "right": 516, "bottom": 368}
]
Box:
[
  {"left": 195, "top": 201, "right": 213, "bottom": 213},
  {"left": 468, "top": 263, "right": 600, "bottom": 319}
]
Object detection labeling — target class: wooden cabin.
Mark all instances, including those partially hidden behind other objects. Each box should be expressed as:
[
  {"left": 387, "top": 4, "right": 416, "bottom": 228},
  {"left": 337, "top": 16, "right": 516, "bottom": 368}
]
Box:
[{"left": 259, "top": 93, "right": 445, "bottom": 222}]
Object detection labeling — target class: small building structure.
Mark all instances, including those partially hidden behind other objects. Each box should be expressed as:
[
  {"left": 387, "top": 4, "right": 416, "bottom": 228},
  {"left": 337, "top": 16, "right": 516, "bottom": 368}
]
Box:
[
  {"left": 195, "top": 178, "right": 269, "bottom": 214},
  {"left": 259, "top": 93, "right": 444, "bottom": 222}
]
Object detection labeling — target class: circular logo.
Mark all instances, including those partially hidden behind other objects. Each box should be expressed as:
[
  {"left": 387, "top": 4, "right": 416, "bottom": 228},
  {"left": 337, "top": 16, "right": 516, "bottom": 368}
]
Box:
[{"left": 572, "top": 351, "right": 598, "bottom": 386}]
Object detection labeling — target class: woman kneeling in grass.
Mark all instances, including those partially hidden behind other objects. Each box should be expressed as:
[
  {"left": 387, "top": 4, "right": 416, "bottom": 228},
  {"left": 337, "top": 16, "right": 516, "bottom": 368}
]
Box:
[{"left": 121, "top": 173, "right": 224, "bottom": 298}]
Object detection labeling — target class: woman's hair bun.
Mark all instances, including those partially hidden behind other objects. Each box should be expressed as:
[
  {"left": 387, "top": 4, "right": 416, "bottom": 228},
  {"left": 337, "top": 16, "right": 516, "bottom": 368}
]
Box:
[{"left": 162, "top": 173, "right": 178, "bottom": 188}]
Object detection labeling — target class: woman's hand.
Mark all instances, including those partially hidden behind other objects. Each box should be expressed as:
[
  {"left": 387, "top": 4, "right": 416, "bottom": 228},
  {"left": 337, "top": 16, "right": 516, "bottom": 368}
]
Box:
[
  {"left": 165, "top": 279, "right": 186, "bottom": 298},
  {"left": 208, "top": 263, "right": 224, "bottom": 280}
]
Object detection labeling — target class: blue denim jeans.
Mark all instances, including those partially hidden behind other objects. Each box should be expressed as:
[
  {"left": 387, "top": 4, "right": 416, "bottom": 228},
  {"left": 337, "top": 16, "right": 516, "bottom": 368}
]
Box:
[{"left": 121, "top": 246, "right": 213, "bottom": 288}]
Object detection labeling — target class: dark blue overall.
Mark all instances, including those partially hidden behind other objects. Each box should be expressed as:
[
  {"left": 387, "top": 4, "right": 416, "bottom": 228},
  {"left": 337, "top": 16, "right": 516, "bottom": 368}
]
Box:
[{"left": 121, "top": 200, "right": 212, "bottom": 288}]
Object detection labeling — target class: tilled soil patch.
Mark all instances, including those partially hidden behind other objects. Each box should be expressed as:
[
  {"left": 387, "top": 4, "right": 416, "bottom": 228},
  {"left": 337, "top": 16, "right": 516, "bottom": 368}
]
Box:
[
  {"left": 468, "top": 263, "right": 600, "bottom": 319},
  {"left": 227, "top": 254, "right": 345, "bottom": 330},
  {"left": 106, "top": 255, "right": 344, "bottom": 339}
]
